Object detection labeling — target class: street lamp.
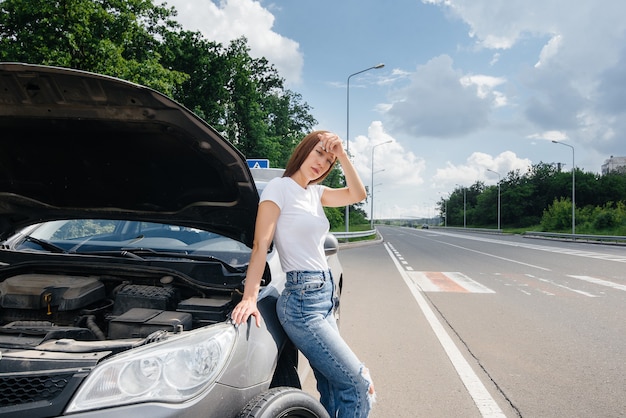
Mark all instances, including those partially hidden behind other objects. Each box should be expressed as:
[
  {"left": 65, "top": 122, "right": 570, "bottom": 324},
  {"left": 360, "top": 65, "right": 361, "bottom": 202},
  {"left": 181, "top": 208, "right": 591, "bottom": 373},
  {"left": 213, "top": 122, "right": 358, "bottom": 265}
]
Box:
[
  {"left": 370, "top": 140, "right": 392, "bottom": 228},
  {"left": 345, "top": 63, "right": 385, "bottom": 232},
  {"left": 487, "top": 169, "right": 501, "bottom": 231},
  {"left": 456, "top": 184, "right": 466, "bottom": 228},
  {"left": 552, "top": 141, "right": 575, "bottom": 235}
]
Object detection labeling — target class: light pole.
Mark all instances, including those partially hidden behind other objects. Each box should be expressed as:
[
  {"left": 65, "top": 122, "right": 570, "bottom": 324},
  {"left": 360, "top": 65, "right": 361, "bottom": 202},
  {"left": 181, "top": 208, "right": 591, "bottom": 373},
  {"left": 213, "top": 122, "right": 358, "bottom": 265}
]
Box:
[
  {"left": 487, "top": 169, "right": 501, "bottom": 231},
  {"left": 370, "top": 140, "right": 392, "bottom": 228},
  {"left": 345, "top": 63, "right": 385, "bottom": 232},
  {"left": 552, "top": 141, "right": 575, "bottom": 235},
  {"left": 456, "top": 184, "right": 466, "bottom": 228}
]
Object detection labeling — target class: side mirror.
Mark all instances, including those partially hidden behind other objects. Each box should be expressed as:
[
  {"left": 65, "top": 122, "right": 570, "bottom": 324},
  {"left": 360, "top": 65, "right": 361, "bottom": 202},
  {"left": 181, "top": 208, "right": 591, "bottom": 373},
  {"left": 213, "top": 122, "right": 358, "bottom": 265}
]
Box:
[{"left": 324, "top": 233, "right": 339, "bottom": 256}]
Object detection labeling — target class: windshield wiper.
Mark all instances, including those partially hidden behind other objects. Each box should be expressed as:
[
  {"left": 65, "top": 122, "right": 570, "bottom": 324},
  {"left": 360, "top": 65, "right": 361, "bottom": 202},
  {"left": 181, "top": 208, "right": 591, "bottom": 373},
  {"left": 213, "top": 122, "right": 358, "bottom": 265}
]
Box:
[
  {"left": 78, "top": 248, "right": 244, "bottom": 272},
  {"left": 23, "top": 235, "right": 67, "bottom": 253}
]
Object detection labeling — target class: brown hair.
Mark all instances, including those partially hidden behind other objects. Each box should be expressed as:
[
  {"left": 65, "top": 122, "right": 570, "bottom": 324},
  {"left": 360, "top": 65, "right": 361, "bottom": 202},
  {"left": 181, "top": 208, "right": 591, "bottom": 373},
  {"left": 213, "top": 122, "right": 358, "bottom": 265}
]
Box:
[{"left": 283, "top": 130, "right": 337, "bottom": 184}]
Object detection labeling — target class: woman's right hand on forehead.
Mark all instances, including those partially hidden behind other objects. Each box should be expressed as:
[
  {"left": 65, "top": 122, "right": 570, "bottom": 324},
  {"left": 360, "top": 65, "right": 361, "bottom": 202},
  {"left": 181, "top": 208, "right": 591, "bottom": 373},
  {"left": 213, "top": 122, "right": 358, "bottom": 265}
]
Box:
[{"left": 318, "top": 132, "right": 346, "bottom": 158}]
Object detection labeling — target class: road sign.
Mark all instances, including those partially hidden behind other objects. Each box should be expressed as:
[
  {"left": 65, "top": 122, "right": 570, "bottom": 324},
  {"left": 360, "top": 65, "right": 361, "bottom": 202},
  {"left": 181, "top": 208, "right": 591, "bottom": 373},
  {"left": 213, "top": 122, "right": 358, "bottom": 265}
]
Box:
[{"left": 247, "top": 159, "right": 269, "bottom": 169}]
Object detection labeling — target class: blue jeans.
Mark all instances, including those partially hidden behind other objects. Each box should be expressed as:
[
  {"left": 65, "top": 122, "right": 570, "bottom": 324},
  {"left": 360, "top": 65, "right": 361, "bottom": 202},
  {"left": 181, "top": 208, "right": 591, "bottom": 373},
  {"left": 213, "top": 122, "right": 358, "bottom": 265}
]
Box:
[{"left": 277, "top": 270, "right": 374, "bottom": 418}]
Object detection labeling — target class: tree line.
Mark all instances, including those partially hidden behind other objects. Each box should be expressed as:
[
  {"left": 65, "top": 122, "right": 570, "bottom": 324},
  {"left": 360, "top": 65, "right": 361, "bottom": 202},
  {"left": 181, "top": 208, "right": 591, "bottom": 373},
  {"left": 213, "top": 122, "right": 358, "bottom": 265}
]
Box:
[
  {"left": 440, "top": 163, "right": 626, "bottom": 234},
  {"left": 0, "top": 0, "right": 314, "bottom": 167},
  {"left": 0, "top": 0, "right": 368, "bottom": 228}
]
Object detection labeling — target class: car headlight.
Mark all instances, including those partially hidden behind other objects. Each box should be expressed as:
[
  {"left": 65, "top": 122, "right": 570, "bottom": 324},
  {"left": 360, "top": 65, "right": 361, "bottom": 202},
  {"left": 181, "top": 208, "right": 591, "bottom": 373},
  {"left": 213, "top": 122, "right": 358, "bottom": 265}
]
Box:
[{"left": 65, "top": 323, "right": 237, "bottom": 413}]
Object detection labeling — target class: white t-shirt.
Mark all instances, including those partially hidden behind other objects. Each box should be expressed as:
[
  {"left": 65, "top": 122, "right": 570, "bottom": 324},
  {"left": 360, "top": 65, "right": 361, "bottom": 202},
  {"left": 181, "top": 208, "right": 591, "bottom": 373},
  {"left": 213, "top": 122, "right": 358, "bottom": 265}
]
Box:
[{"left": 260, "top": 177, "right": 330, "bottom": 272}]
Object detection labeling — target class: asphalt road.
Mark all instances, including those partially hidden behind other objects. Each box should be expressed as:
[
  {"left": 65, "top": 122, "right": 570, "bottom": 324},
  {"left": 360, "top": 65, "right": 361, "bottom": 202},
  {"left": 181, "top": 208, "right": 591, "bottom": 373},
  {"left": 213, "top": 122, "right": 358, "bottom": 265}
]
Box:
[{"left": 303, "top": 226, "right": 626, "bottom": 417}]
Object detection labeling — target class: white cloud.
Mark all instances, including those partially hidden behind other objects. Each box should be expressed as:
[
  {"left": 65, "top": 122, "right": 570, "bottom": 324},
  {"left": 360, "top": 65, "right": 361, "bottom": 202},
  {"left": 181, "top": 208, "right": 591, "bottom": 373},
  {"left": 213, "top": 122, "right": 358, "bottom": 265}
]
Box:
[
  {"left": 422, "top": 0, "right": 626, "bottom": 156},
  {"left": 460, "top": 74, "right": 507, "bottom": 106},
  {"left": 433, "top": 151, "right": 532, "bottom": 187},
  {"left": 527, "top": 130, "right": 568, "bottom": 142},
  {"left": 167, "top": 0, "right": 303, "bottom": 84},
  {"left": 535, "top": 34, "right": 562, "bottom": 68},
  {"left": 350, "top": 121, "right": 425, "bottom": 188},
  {"left": 384, "top": 55, "right": 499, "bottom": 138}
]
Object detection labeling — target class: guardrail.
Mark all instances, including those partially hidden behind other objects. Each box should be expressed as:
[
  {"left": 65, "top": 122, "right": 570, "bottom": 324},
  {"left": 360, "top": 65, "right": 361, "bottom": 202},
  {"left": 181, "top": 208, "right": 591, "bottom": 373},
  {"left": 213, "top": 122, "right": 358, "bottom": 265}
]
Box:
[
  {"left": 429, "top": 226, "right": 502, "bottom": 234},
  {"left": 332, "top": 229, "right": 377, "bottom": 239},
  {"left": 334, "top": 226, "right": 626, "bottom": 245},
  {"left": 522, "top": 231, "right": 626, "bottom": 244}
]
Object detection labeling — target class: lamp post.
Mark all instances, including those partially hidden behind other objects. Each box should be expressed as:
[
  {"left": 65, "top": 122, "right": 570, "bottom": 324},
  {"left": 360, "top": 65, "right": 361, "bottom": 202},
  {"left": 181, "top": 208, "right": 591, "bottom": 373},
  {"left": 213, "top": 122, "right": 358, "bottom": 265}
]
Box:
[
  {"left": 370, "top": 140, "right": 392, "bottom": 228},
  {"left": 456, "top": 184, "right": 466, "bottom": 228},
  {"left": 345, "top": 63, "right": 385, "bottom": 233},
  {"left": 552, "top": 141, "right": 575, "bottom": 235},
  {"left": 487, "top": 169, "right": 501, "bottom": 231},
  {"left": 437, "top": 191, "right": 450, "bottom": 227}
]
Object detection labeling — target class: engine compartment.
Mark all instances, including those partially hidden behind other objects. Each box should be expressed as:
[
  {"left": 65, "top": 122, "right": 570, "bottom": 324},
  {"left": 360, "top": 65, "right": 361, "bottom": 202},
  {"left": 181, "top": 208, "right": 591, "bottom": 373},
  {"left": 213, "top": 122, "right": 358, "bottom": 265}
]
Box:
[{"left": 0, "top": 272, "right": 236, "bottom": 348}]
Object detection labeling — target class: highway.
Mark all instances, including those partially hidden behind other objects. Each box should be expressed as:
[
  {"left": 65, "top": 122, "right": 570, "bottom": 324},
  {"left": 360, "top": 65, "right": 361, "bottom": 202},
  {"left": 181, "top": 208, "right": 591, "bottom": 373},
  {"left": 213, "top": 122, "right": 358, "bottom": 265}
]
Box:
[{"left": 303, "top": 225, "right": 626, "bottom": 417}]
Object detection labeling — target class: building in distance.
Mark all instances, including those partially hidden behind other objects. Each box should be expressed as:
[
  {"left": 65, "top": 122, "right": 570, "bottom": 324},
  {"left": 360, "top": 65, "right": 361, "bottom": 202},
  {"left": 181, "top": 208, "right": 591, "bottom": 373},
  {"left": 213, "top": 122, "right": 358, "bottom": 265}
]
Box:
[{"left": 601, "top": 156, "right": 626, "bottom": 175}]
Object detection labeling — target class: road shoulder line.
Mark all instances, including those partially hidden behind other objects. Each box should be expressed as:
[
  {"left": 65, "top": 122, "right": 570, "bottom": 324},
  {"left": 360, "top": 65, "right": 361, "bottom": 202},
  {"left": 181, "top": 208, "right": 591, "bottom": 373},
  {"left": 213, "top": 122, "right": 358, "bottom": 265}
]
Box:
[{"left": 383, "top": 242, "right": 507, "bottom": 418}]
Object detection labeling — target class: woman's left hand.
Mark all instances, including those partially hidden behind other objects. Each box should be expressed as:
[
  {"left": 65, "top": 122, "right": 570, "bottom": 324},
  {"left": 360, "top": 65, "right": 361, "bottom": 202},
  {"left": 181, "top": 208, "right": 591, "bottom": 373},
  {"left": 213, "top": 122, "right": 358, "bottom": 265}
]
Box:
[{"left": 231, "top": 298, "right": 262, "bottom": 327}]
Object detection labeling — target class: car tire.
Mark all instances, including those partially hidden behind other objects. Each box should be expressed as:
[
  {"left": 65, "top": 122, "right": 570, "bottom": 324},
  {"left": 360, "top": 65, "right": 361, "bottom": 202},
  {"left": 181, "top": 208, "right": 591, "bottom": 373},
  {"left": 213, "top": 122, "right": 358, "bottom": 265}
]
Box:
[{"left": 237, "top": 387, "right": 330, "bottom": 418}]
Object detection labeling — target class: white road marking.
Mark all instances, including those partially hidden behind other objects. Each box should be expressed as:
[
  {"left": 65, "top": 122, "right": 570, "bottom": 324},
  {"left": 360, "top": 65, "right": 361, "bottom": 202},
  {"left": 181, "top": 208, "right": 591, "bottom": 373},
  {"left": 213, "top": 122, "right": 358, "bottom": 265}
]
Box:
[
  {"left": 446, "top": 272, "right": 496, "bottom": 293},
  {"left": 568, "top": 275, "right": 626, "bottom": 292},
  {"left": 418, "top": 229, "right": 626, "bottom": 263},
  {"left": 384, "top": 243, "right": 506, "bottom": 418},
  {"left": 432, "top": 240, "right": 551, "bottom": 271},
  {"left": 536, "top": 277, "right": 597, "bottom": 297},
  {"left": 409, "top": 271, "right": 495, "bottom": 293}
]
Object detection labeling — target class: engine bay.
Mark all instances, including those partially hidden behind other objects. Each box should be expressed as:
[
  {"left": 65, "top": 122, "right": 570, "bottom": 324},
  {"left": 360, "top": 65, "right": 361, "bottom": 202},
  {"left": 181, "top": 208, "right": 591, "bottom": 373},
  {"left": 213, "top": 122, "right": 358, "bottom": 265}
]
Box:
[{"left": 0, "top": 272, "right": 237, "bottom": 350}]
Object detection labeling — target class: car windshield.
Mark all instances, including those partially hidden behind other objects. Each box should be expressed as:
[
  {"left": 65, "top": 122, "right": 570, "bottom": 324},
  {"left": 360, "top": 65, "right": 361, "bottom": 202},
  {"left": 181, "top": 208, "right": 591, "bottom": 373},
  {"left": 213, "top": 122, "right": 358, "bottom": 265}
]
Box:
[{"left": 14, "top": 219, "right": 252, "bottom": 265}]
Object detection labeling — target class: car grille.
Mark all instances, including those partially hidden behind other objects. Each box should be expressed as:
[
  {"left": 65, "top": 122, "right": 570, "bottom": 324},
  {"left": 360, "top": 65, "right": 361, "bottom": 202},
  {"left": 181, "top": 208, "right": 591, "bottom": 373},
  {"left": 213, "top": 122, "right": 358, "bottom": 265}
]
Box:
[
  {"left": 0, "top": 373, "right": 72, "bottom": 406},
  {"left": 0, "top": 371, "right": 83, "bottom": 418}
]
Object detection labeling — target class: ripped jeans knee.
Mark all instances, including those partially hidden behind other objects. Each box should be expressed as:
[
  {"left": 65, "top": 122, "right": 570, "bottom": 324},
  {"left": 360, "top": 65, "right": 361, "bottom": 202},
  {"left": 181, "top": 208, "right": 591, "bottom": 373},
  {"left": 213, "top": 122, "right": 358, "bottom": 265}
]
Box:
[{"left": 360, "top": 364, "right": 377, "bottom": 408}]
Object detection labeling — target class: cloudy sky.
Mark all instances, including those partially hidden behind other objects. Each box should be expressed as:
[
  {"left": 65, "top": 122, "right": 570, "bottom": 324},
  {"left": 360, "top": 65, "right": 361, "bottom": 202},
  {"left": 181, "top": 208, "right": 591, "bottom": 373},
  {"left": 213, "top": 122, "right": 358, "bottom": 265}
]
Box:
[{"left": 166, "top": 0, "right": 626, "bottom": 219}]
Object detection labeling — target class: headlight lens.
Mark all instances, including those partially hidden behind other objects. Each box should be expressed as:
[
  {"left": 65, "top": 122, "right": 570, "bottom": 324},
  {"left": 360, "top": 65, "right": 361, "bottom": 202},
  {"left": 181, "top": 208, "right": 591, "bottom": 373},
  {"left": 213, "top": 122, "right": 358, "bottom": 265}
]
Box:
[{"left": 66, "top": 323, "right": 236, "bottom": 413}]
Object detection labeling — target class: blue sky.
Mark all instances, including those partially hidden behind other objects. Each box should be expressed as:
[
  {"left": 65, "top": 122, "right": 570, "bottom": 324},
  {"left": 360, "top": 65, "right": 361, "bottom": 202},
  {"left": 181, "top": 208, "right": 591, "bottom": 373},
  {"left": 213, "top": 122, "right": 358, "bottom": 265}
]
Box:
[{"left": 167, "top": 0, "right": 626, "bottom": 219}]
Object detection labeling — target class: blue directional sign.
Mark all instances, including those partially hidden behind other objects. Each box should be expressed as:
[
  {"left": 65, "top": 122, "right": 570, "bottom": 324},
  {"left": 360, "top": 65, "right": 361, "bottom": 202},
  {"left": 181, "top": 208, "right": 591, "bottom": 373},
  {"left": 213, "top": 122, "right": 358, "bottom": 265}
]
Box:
[{"left": 247, "top": 159, "right": 269, "bottom": 169}]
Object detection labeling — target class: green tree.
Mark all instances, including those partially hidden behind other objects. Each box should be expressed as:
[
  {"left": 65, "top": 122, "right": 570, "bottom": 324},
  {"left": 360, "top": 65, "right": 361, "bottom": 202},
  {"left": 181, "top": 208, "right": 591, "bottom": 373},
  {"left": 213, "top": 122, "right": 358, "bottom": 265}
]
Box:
[
  {"left": 597, "top": 172, "right": 626, "bottom": 204},
  {"left": 1, "top": 0, "right": 318, "bottom": 168},
  {"left": 0, "top": 0, "right": 188, "bottom": 95},
  {"left": 159, "top": 29, "right": 230, "bottom": 125},
  {"left": 474, "top": 185, "right": 498, "bottom": 226}
]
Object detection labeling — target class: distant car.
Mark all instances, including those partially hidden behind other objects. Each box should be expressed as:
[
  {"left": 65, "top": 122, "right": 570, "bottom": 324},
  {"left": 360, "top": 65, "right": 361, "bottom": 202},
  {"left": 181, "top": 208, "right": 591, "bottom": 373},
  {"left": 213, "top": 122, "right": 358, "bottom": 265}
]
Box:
[
  {"left": 421, "top": 224, "right": 429, "bottom": 229},
  {"left": 0, "top": 63, "right": 341, "bottom": 418}
]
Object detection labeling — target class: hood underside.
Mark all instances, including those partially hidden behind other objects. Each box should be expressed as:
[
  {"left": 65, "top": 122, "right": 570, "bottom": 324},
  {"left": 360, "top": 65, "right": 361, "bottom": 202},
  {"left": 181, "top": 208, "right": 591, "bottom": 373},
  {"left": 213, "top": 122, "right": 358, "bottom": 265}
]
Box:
[{"left": 0, "top": 63, "right": 258, "bottom": 247}]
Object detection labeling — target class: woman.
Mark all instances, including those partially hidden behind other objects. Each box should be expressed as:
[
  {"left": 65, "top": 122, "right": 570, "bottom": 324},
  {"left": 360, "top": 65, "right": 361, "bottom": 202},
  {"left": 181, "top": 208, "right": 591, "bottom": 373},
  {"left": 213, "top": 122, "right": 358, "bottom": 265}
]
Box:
[{"left": 231, "top": 130, "right": 376, "bottom": 417}]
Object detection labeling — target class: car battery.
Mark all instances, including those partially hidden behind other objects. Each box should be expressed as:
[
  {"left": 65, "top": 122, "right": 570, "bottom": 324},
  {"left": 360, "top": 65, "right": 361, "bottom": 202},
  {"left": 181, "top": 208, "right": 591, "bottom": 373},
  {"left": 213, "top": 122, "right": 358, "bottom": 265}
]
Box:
[
  {"left": 176, "top": 297, "right": 231, "bottom": 325},
  {"left": 108, "top": 308, "right": 192, "bottom": 339}
]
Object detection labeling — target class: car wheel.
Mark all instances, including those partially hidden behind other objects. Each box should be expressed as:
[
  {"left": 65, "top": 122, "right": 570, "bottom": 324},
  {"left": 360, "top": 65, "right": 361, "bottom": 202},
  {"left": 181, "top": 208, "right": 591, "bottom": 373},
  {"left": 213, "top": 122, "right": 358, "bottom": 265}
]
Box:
[{"left": 237, "top": 387, "right": 330, "bottom": 418}]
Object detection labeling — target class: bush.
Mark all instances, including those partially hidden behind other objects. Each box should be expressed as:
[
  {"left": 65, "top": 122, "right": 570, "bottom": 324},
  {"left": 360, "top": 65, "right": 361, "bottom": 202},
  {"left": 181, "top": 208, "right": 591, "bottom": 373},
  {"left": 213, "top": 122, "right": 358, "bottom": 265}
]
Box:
[
  {"left": 540, "top": 198, "right": 572, "bottom": 231},
  {"left": 541, "top": 199, "right": 626, "bottom": 234}
]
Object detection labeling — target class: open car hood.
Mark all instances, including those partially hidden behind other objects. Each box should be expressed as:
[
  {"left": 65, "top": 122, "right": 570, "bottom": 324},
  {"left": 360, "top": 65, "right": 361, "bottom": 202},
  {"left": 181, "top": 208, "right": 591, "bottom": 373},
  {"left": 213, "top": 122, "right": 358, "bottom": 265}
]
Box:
[{"left": 0, "top": 63, "right": 258, "bottom": 247}]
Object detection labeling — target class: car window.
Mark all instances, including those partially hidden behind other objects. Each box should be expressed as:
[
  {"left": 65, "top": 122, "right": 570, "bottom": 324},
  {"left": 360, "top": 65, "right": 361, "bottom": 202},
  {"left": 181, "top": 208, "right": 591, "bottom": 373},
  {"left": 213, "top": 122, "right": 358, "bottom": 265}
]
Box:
[{"left": 47, "top": 220, "right": 119, "bottom": 240}]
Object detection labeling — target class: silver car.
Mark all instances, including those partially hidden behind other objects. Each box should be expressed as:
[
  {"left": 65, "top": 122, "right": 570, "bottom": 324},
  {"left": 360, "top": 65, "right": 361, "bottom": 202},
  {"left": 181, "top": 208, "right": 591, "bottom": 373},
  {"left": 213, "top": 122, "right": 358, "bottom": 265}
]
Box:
[{"left": 0, "top": 63, "right": 341, "bottom": 418}]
